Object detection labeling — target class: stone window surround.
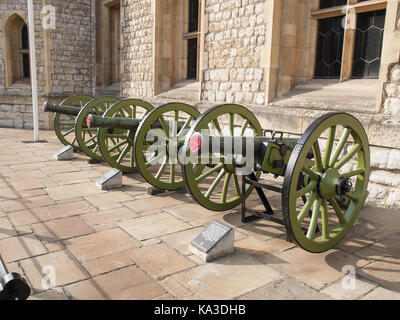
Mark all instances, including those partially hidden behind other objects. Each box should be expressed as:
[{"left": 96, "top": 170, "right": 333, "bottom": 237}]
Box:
[
  {"left": 1, "top": 11, "right": 31, "bottom": 89},
  {"left": 309, "top": 0, "right": 399, "bottom": 111}
]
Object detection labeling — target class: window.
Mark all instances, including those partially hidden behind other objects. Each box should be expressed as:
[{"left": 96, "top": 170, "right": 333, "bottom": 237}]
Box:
[
  {"left": 312, "top": 0, "right": 387, "bottom": 80},
  {"left": 21, "top": 25, "right": 30, "bottom": 79},
  {"left": 184, "top": 0, "right": 200, "bottom": 80},
  {"left": 352, "top": 9, "right": 386, "bottom": 79}
]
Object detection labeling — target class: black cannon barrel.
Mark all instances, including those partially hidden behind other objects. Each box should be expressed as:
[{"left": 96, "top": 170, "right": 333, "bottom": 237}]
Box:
[
  {"left": 86, "top": 114, "right": 142, "bottom": 130},
  {"left": 43, "top": 102, "right": 82, "bottom": 117},
  {"left": 87, "top": 114, "right": 189, "bottom": 132},
  {"left": 189, "top": 133, "right": 300, "bottom": 157}
]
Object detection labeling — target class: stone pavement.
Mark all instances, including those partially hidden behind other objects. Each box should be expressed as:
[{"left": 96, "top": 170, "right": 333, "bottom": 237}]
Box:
[{"left": 0, "top": 128, "right": 400, "bottom": 300}]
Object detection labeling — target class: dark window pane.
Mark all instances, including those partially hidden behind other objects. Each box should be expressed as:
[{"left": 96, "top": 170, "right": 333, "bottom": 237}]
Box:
[
  {"left": 315, "top": 16, "right": 345, "bottom": 79},
  {"left": 188, "top": 0, "right": 199, "bottom": 33},
  {"left": 22, "top": 53, "right": 30, "bottom": 78},
  {"left": 187, "top": 38, "right": 197, "bottom": 79},
  {"left": 352, "top": 9, "right": 386, "bottom": 79},
  {"left": 320, "top": 0, "right": 346, "bottom": 9},
  {"left": 21, "top": 25, "right": 29, "bottom": 50}
]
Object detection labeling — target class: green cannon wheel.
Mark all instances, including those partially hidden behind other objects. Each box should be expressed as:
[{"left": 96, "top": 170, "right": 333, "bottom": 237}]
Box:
[
  {"left": 53, "top": 94, "right": 94, "bottom": 151},
  {"left": 182, "top": 104, "right": 263, "bottom": 211},
  {"left": 134, "top": 103, "right": 201, "bottom": 190},
  {"left": 282, "top": 113, "right": 370, "bottom": 253},
  {"left": 97, "top": 99, "right": 154, "bottom": 173},
  {"left": 75, "top": 97, "right": 120, "bottom": 161}
]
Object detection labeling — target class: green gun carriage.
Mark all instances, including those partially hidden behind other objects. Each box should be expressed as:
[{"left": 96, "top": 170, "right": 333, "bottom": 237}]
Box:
[
  {"left": 86, "top": 102, "right": 201, "bottom": 191},
  {"left": 181, "top": 104, "right": 370, "bottom": 253},
  {"left": 43, "top": 95, "right": 121, "bottom": 156}
]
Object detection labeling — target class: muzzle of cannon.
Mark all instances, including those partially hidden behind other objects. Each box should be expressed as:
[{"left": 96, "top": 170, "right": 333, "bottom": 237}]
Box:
[
  {"left": 43, "top": 102, "right": 82, "bottom": 117},
  {"left": 181, "top": 104, "right": 370, "bottom": 253},
  {"left": 0, "top": 255, "right": 30, "bottom": 300}
]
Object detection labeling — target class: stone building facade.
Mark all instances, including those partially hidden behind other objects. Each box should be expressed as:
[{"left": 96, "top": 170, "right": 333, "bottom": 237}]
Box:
[{"left": 0, "top": 0, "right": 400, "bottom": 208}]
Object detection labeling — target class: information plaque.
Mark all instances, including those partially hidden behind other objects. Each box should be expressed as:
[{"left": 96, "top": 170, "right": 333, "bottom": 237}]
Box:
[{"left": 191, "top": 220, "right": 233, "bottom": 253}]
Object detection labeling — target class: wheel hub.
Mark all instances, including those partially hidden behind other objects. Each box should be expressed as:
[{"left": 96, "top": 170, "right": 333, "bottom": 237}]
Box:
[{"left": 317, "top": 167, "right": 348, "bottom": 199}]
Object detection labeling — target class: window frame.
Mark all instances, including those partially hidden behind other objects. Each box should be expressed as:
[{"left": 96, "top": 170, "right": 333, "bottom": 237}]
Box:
[{"left": 311, "top": 0, "right": 388, "bottom": 81}]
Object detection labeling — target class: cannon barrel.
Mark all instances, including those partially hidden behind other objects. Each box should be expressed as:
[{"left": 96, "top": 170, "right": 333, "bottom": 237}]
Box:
[
  {"left": 189, "top": 133, "right": 299, "bottom": 157},
  {"left": 43, "top": 101, "right": 82, "bottom": 116},
  {"left": 86, "top": 114, "right": 142, "bottom": 130},
  {"left": 87, "top": 114, "right": 189, "bottom": 132}
]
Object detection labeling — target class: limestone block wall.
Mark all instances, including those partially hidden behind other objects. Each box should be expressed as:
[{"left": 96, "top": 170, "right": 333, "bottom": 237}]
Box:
[
  {"left": 121, "top": 0, "right": 153, "bottom": 98},
  {"left": 383, "top": 63, "right": 400, "bottom": 115},
  {"left": 202, "top": 0, "right": 266, "bottom": 105},
  {"left": 49, "top": 0, "right": 95, "bottom": 95}
]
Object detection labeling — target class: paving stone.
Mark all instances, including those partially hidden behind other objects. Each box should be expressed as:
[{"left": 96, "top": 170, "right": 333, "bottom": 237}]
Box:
[
  {"left": 123, "top": 195, "right": 184, "bottom": 213},
  {"left": 8, "top": 170, "right": 47, "bottom": 182},
  {"left": 0, "top": 217, "right": 17, "bottom": 239},
  {"left": 84, "top": 191, "right": 133, "bottom": 207},
  {"left": 118, "top": 212, "right": 191, "bottom": 240},
  {"left": 161, "top": 227, "right": 205, "bottom": 255},
  {"left": 0, "top": 235, "right": 47, "bottom": 263},
  {"left": 0, "top": 195, "right": 56, "bottom": 212},
  {"left": 50, "top": 170, "right": 98, "bottom": 184},
  {"left": 44, "top": 241, "right": 65, "bottom": 253},
  {"left": 163, "top": 203, "right": 217, "bottom": 222},
  {"left": 173, "top": 252, "right": 283, "bottom": 300},
  {"left": 337, "top": 233, "right": 376, "bottom": 253},
  {"left": 358, "top": 254, "right": 400, "bottom": 292},
  {"left": 20, "top": 250, "right": 89, "bottom": 292},
  {"left": 7, "top": 207, "right": 50, "bottom": 226},
  {"left": 29, "top": 288, "right": 69, "bottom": 300},
  {"left": 65, "top": 266, "right": 166, "bottom": 300},
  {"left": 239, "top": 277, "right": 330, "bottom": 300},
  {"left": 235, "top": 236, "right": 293, "bottom": 259},
  {"left": 83, "top": 254, "right": 134, "bottom": 276},
  {"left": 19, "top": 189, "right": 47, "bottom": 198},
  {"left": 239, "top": 217, "right": 287, "bottom": 241},
  {"left": 125, "top": 244, "right": 196, "bottom": 279},
  {"left": 263, "top": 248, "right": 370, "bottom": 290},
  {"left": 10, "top": 179, "right": 45, "bottom": 191},
  {"left": 43, "top": 200, "right": 95, "bottom": 219},
  {"left": 82, "top": 207, "right": 138, "bottom": 227},
  {"left": 161, "top": 276, "right": 193, "bottom": 299},
  {"left": 41, "top": 164, "right": 80, "bottom": 175},
  {"left": 32, "top": 217, "right": 94, "bottom": 241},
  {"left": 154, "top": 294, "right": 176, "bottom": 300},
  {"left": 361, "top": 287, "right": 400, "bottom": 300},
  {"left": 369, "top": 232, "right": 400, "bottom": 258},
  {"left": 0, "top": 187, "right": 20, "bottom": 200},
  {"left": 44, "top": 183, "right": 105, "bottom": 201},
  {"left": 320, "top": 278, "right": 377, "bottom": 300},
  {"left": 65, "top": 228, "right": 140, "bottom": 262}
]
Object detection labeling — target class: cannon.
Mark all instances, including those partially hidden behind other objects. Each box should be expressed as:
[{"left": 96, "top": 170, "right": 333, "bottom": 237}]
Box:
[
  {"left": 0, "top": 255, "right": 30, "bottom": 300},
  {"left": 87, "top": 102, "right": 201, "bottom": 190},
  {"left": 43, "top": 95, "right": 120, "bottom": 158},
  {"left": 181, "top": 104, "right": 370, "bottom": 253}
]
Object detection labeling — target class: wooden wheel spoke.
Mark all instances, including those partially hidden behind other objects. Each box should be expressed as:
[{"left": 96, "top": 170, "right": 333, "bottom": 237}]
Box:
[
  {"left": 306, "top": 197, "right": 321, "bottom": 240},
  {"left": 117, "top": 143, "right": 131, "bottom": 163},
  {"left": 85, "top": 135, "right": 97, "bottom": 145},
  {"left": 240, "top": 119, "right": 249, "bottom": 136},
  {"left": 329, "top": 128, "right": 351, "bottom": 167},
  {"left": 212, "top": 119, "right": 223, "bottom": 135},
  {"left": 312, "top": 141, "right": 323, "bottom": 172},
  {"left": 108, "top": 140, "right": 128, "bottom": 153},
  {"left": 229, "top": 113, "right": 234, "bottom": 136},
  {"left": 158, "top": 115, "right": 169, "bottom": 138},
  {"left": 323, "top": 126, "right": 336, "bottom": 167},
  {"left": 321, "top": 199, "right": 330, "bottom": 239},
  {"left": 334, "top": 143, "right": 361, "bottom": 170},
  {"left": 62, "top": 128, "right": 75, "bottom": 137},
  {"left": 328, "top": 197, "right": 347, "bottom": 225},
  {"left": 301, "top": 166, "right": 319, "bottom": 181},
  {"left": 297, "top": 191, "right": 317, "bottom": 223},
  {"left": 345, "top": 192, "right": 359, "bottom": 202},
  {"left": 170, "top": 164, "right": 176, "bottom": 183},
  {"left": 342, "top": 169, "right": 365, "bottom": 178},
  {"left": 155, "top": 157, "right": 168, "bottom": 179},
  {"left": 296, "top": 180, "right": 317, "bottom": 198},
  {"left": 145, "top": 151, "right": 165, "bottom": 167},
  {"left": 233, "top": 174, "right": 242, "bottom": 197},
  {"left": 205, "top": 169, "right": 226, "bottom": 199},
  {"left": 221, "top": 172, "right": 232, "bottom": 204},
  {"left": 177, "top": 116, "right": 193, "bottom": 138},
  {"left": 195, "top": 163, "right": 224, "bottom": 183},
  {"left": 130, "top": 146, "right": 134, "bottom": 167},
  {"left": 60, "top": 122, "right": 75, "bottom": 126}
]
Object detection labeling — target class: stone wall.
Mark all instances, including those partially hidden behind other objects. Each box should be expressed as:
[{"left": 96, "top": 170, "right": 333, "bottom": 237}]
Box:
[
  {"left": 49, "top": 0, "right": 95, "bottom": 95},
  {"left": 121, "top": 0, "right": 153, "bottom": 98},
  {"left": 383, "top": 63, "right": 400, "bottom": 115},
  {"left": 202, "top": 0, "right": 266, "bottom": 105}
]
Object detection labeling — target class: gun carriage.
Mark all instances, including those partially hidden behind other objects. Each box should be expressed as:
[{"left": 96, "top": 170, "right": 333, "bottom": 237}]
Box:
[{"left": 181, "top": 104, "right": 370, "bottom": 253}]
